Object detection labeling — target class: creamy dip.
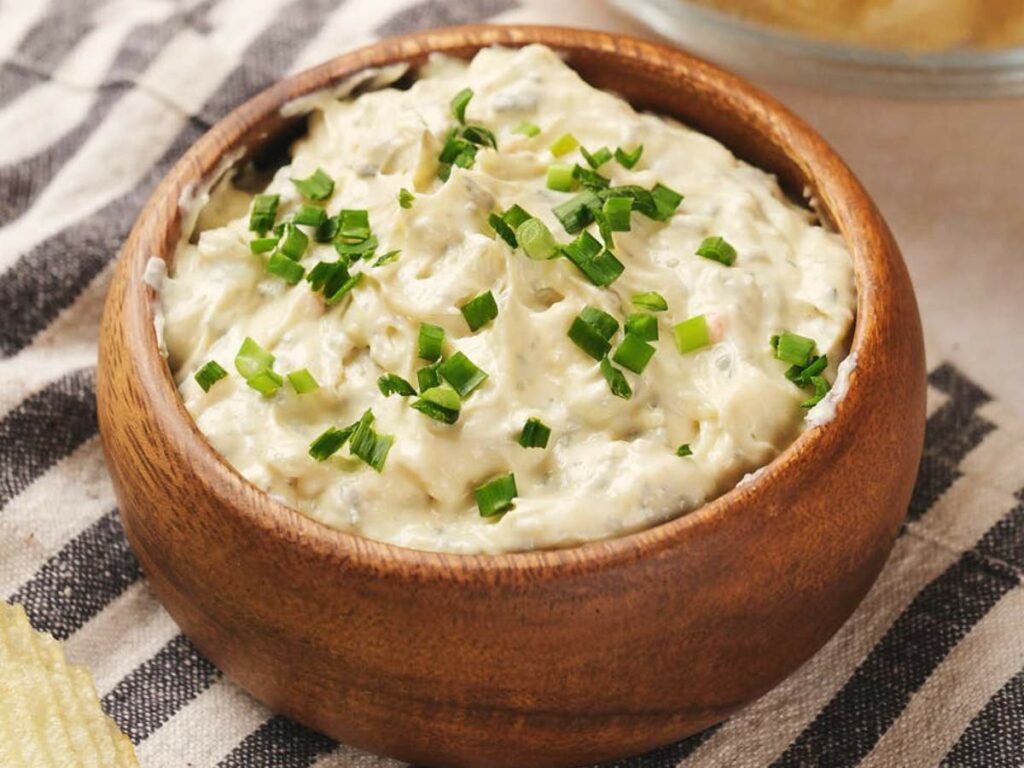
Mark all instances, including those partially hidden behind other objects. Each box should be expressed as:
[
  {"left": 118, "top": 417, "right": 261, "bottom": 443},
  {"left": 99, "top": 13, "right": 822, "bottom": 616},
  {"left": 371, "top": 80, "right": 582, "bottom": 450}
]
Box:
[{"left": 161, "top": 44, "right": 856, "bottom": 554}]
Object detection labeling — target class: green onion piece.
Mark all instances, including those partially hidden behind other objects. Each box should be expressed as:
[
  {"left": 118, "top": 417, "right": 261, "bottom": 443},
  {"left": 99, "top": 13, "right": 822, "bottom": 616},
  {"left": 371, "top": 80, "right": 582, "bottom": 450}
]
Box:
[
  {"left": 676, "top": 443, "right": 693, "bottom": 457},
  {"left": 572, "top": 163, "right": 611, "bottom": 191},
  {"left": 581, "top": 146, "right": 612, "bottom": 169},
  {"left": 563, "top": 232, "right": 625, "bottom": 286},
  {"left": 287, "top": 368, "right": 319, "bottom": 394},
  {"left": 600, "top": 185, "right": 655, "bottom": 219},
  {"left": 602, "top": 195, "right": 632, "bottom": 231},
  {"left": 460, "top": 291, "right": 498, "bottom": 332},
  {"left": 614, "top": 145, "right": 644, "bottom": 169},
  {"left": 373, "top": 249, "right": 401, "bottom": 267},
  {"left": 194, "top": 361, "right": 227, "bottom": 392},
  {"left": 324, "top": 272, "right": 362, "bottom": 304},
  {"left": 308, "top": 425, "right": 355, "bottom": 461},
  {"left": 696, "top": 235, "right": 737, "bottom": 266},
  {"left": 518, "top": 417, "right": 551, "bottom": 449},
  {"left": 632, "top": 291, "right": 668, "bottom": 311},
  {"left": 418, "top": 323, "right": 445, "bottom": 362},
  {"left": 438, "top": 351, "right": 488, "bottom": 397},
  {"left": 546, "top": 164, "right": 576, "bottom": 192},
  {"left": 437, "top": 163, "right": 453, "bottom": 182},
  {"left": 377, "top": 373, "right": 417, "bottom": 398},
  {"left": 348, "top": 409, "right": 393, "bottom": 472},
  {"left": 674, "top": 315, "right": 711, "bottom": 354},
  {"left": 488, "top": 212, "right": 518, "bottom": 248},
  {"left": 802, "top": 375, "right": 831, "bottom": 408},
  {"left": 305, "top": 260, "right": 348, "bottom": 293},
  {"left": 462, "top": 125, "right": 497, "bottom": 149},
  {"left": 337, "top": 209, "right": 370, "bottom": 242},
  {"left": 291, "top": 168, "right": 334, "bottom": 201},
  {"left": 438, "top": 127, "right": 477, "bottom": 177},
  {"left": 549, "top": 132, "right": 579, "bottom": 157},
  {"left": 595, "top": 209, "right": 614, "bottom": 251},
  {"left": 334, "top": 234, "right": 378, "bottom": 261},
  {"left": 234, "top": 337, "right": 274, "bottom": 379},
  {"left": 516, "top": 218, "right": 560, "bottom": 261},
  {"left": 786, "top": 354, "right": 828, "bottom": 386},
  {"left": 475, "top": 473, "right": 518, "bottom": 517},
  {"left": 553, "top": 189, "right": 601, "bottom": 234},
  {"left": 278, "top": 223, "right": 309, "bottom": 261},
  {"left": 600, "top": 357, "right": 632, "bottom": 399},
  {"left": 249, "top": 236, "right": 279, "bottom": 254},
  {"left": 568, "top": 315, "right": 612, "bottom": 361},
  {"left": 398, "top": 187, "right": 415, "bottom": 209},
  {"left": 293, "top": 204, "right": 326, "bottom": 228},
  {"left": 513, "top": 121, "right": 540, "bottom": 137},
  {"left": 249, "top": 194, "right": 279, "bottom": 234},
  {"left": 315, "top": 215, "right": 339, "bottom": 243},
  {"left": 651, "top": 182, "right": 684, "bottom": 221},
  {"left": 625, "top": 312, "right": 658, "bottom": 341},
  {"left": 613, "top": 333, "right": 656, "bottom": 374},
  {"left": 579, "top": 305, "right": 619, "bottom": 340},
  {"left": 451, "top": 87, "right": 473, "bottom": 123},
  {"left": 503, "top": 204, "right": 532, "bottom": 229},
  {"left": 416, "top": 361, "right": 442, "bottom": 391},
  {"left": 245, "top": 369, "right": 283, "bottom": 397},
  {"left": 774, "top": 332, "right": 816, "bottom": 366},
  {"left": 411, "top": 385, "right": 461, "bottom": 424}
]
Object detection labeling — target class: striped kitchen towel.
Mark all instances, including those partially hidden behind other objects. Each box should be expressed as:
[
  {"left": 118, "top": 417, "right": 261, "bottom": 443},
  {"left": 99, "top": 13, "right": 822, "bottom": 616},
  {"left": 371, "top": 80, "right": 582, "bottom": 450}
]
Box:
[{"left": 1, "top": 1, "right": 1022, "bottom": 766}]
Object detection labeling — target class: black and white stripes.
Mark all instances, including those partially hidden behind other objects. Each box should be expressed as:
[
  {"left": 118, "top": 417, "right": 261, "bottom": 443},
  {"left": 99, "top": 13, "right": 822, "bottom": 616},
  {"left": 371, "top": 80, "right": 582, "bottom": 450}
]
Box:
[{"left": 1, "top": 1, "right": 1021, "bottom": 766}]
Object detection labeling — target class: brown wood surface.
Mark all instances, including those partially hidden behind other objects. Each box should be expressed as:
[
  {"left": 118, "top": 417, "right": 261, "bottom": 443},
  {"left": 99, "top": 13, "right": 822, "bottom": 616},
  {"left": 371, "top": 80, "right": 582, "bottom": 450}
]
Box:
[{"left": 97, "top": 25, "right": 926, "bottom": 768}]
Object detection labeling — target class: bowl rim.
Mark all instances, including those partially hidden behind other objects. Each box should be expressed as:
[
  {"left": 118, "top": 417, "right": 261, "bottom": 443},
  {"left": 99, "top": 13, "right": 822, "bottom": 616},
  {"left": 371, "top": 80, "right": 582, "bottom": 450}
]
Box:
[{"left": 119, "top": 23, "right": 892, "bottom": 576}]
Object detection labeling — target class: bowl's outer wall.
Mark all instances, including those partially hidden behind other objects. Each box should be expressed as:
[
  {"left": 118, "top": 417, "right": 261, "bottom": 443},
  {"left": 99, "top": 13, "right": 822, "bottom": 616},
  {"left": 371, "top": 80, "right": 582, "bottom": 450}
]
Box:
[{"left": 97, "top": 25, "right": 926, "bottom": 768}]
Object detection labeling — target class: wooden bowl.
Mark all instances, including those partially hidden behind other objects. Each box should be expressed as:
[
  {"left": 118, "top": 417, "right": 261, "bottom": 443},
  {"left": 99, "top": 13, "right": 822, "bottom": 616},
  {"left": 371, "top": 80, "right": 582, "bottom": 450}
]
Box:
[{"left": 97, "top": 25, "right": 925, "bottom": 768}]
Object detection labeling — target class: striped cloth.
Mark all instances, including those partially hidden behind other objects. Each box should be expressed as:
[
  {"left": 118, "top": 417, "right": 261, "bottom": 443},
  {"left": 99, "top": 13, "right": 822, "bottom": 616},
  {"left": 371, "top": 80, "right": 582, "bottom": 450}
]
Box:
[{"left": 1, "top": 1, "right": 1022, "bottom": 766}]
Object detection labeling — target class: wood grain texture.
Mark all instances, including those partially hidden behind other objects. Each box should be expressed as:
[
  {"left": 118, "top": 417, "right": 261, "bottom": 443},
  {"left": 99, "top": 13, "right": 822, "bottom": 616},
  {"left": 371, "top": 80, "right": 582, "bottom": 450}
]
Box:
[{"left": 97, "top": 25, "right": 926, "bottom": 768}]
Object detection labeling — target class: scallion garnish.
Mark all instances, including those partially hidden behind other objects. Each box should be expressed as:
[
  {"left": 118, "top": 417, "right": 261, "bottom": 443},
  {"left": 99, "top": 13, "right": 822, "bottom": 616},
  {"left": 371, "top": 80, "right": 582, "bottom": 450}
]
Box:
[
  {"left": 249, "top": 194, "right": 279, "bottom": 234},
  {"left": 516, "top": 218, "right": 560, "bottom": 261},
  {"left": 676, "top": 444, "right": 693, "bottom": 457},
  {"left": 461, "top": 124, "right": 497, "bottom": 149},
  {"left": 378, "top": 373, "right": 417, "bottom": 398},
  {"left": 786, "top": 354, "right": 828, "bottom": 387},
  {"left": 335, "top": 234, "right": 377, "bottom": 261},
  {"left": 308, "top": 425, "right": 355, "bottom": 461},
  {"left": 306, "top": 260, "right": 349, "bottom": 295},
  {"left": 438, "top": 351, "right": 488, "bottom": 397},
  {"left": 475, "top": 473, "right": 517, "bottom": 517},
  {"left": 773, "top": 332, "right": 815, "bottom": 366},
  {"left": 802, "top": 375, "right": 831, "bottom": 408},
  {"left": 416, "top": 361, "right": 442, "bottom": 391},
  {"left": 546, "top": 164, "right": 576, "bottom": 192},
  {"left": 336, "top": 209, "right": 370, "bottom": 242},
  {"left": 518, "top": 417, "right": 551, "bottom": 449},
  {"left": 568, "top": 307, "right": 617, "bottom": 361},
  {"left": 552, "top": 189, "right": 602, "bottom": 234},
  {"left": 581, "top": 146, "right": 612, "bottom": 169},
  {"left": 324, "top": 271, "right": 362, "bottom": 304},
  {"left": 579, "top": 305, "right": 620, "bottom": 340},
  {"left": 572, "top": 163, "right": 611, "bottom": 191},
  {"left": 278, "top": 223, "right": 309, "bottom": 261},
  {"left": 245, "top": 369, "right": 283, "bottom": 397},
  {"left": 348, "top": 409, "right": 393, "bottom": 472},
  {"left": 194, "top": 361, "right": 228, "bottom": 392},
  {"left": 613, "top": 333, "right": 656, "bottom": 374},
  {"left": 600, "top": 356, "right": 632, "bottom": 399},
  {"left": 503, "top": 204, "right": 532, "bottom": 229},
  {"left": 602, "top": 195, "right": 632, "bottom": 231},
  {"left": 451, "top": 87, "right": 473, "bottom": 124},
  {"left": 411, "top": 385, "right": 461, "bottom": 424},
  {"left": 632, "top": 291, "right": 668, "bottom": 311},
  {"left": 373, "top": 249, "right": 401, "bottom": 267},
  {"left": 674, "top": 315, "right": 711, "bottom": 354},
  {"left": 281, "top": 368, "right": 317, "bottom": 395},
  {"left": 293, "top": 204, "right": 326, "bottom": 228},
  {"left": 291, "top": 168, "right": 334, "bottom": 201},
  {"left": 398, "top": 188, "right": 415, "bottom": 209},
  {"left": 315, "top": 215, "right": 339, "bottom": 243},
  {"left": 418, "top": 323, "right": 445, "bottom": 362},
  {"left": 460, "top": 291, "right": 498, "bottom": 331},
  {"left": 563, "top": 231, "right": 624, "bottom": 286},
  {"left": 614, "top": 145, "right": 643, "bottom": 169},
  {"left": 234, "top": 337, "right": 274, "bottom": 379},
  {"left": 651, "top": 182, "right": 683, "bottom": 221},
  {"left": 513, "top": 121, "right": 541, "bottom": 137},
  {"left": 488, "top": 212, "right": 518, "bottom": 248},
  {"left": 625, "top": 312, "right": 658, "bottom": 341},
  {"left": 696, "top": 235, "right": 737, "bottom": 266},
  {"left": 249, "top": 236, "right": 279, "bottom": 254},
  {"left": 549, "top": 133, "right": 579, "bottom": 157}
]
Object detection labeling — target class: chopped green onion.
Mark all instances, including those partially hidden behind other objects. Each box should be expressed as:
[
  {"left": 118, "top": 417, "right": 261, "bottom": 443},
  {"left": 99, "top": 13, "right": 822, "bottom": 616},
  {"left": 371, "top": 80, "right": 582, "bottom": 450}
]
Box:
[
  {"left": 462, "top": 125, "right": 497, "bottom": 149},
  {"left": 516, "top": 218, "right": 560, "bottom": 261},
  {"left": 451, "top": 87, "right": 473, "bottom": 123},
  {"left": 373, "top": 249, "right": 401, "bottom": 267},
  {"left": 306, "top": 260, "right": 349, "bottom": 295},
  {"left": 475, "top": 473, "right": 518, "bottom": 517},
  {"left": 348, "top": 409, "right": 393, "bottom": 472},
  {"left": 287, "top": 368, "right": 319, "bottom": 394},
  {"left": 572, "top": 163, "right": 611, "bottom": 191},
  {"left": 416, "top": 361, "right": 442, "bottom": 391},
  {"left": 513, "top": 121, "right": 541, "bottom": 137},
  {"left": 249, "top": 236, "right": 279, "bottom": 254},
  {"left": 334, "top": 234, "right": 378, "bottom": 261},
  {"left": 398, "top": 188, "right": 415, "bottom": 209},
  {"left": 234, "top": 337, "right": 274, "bottom": 379},
  {"left": 411, "top": 385, "right": 461, "bottom": 424},
  {"left": 773, "top": 332, "right": 816, "bottom": 366},
  {"left": 552, "top": 189, "right": 602, "bottom": 234},
  {"left": 377, "top": 373, "right": 417, "bottom": 398},
  {"left": 602, "top": 195, "right": 633, "bottom": 231},
  {"left": 786, "top": 354, "right": 828, "bottom": 386},
  {"left": 563, "top": 232, "right": 624, "bottom": 286},
  {"left": 581, "top": 146, "right": 612, "bottom": 169},
  {"left": 503, "top": 204, "right": 532, "bottom": 229},
  {"left": 336, "top": 209, "right": 370, "bottom": 243},
  {"left": 278, "top": 223, "right": 309, "bottom": 261},
  {"left": 194, "top": 361, "right": 228, "bottom": 392},
  {"left": 245, "top": 369, "right": 283, "bottom": 397},
  {"left": 488, "top": 212, "right": 518, "bottom": 248},
  {"left": 308, "top": 425, "right": 355, "bottom": 461},
  {"left": 460, "top": 291, "right": 498, "bottom": 332},
  {"left": 249, "top": 194, "right": 279, "bottom": 234},
  {"left": 614, "top": 145, "right": 643, "bottom": 169},
  {"left": 549, "top": 132, "right": 579, "bottom": 157},
  {"left": 674, "top": 315, "right": 711, "bottom": 354},
  {"left": 266, "top": 252, "right": 305, "bottom": 285},
  {"left": 315, "top": 215, "right": 339, "bottom": 243},
  {"left": 438, "top": 351, "right": 488, "bottom": 397},
  {"left": 600, "top": 357, "right": 632, "bottom": 399},
  {"left": 418, "top": 323, "right": 445, "bottom": 362},
  {"left": 651, "top": 182, "right": 684, "bottom": 221},
  {"left": 802, "top": 375, "right": 831, "bottom": 408},
  {"left": 324, "top": 271, "right": 362, "bottom": 304},
  {"left": 632, "top": 291, "right": 668, "bottom": 311},
  {"left": 568, "top": 315, "right": 612, "bottom": 361},
  {"left": 518, "top": 417, "right": 551, "bottom": 449},
  {"left": 546, "top": 164, "right": 576, "bottom": 192},
  {"left": 696, "top": 235, "right": 737, "bottom": 266},
  {"left": 438, "top": 127, "right": 477, "bottom": 179},
  {"left": 291, "top": 168, "right": 334, "bottom": 201},
  {"left": 293, "top": 204, "right": 326, "bottom": 228},
  {"left": 579, "top": 305, "right": 619, "bottom": 340},
  {"left": 625, "top": 312, "right": 658, "bottom": 341},
  {"left": 601, "top": 185, "right": 656, "bottom": 219},
  {"left": 613, "top": 333, "right": 656, "bottom": 374},
  {"left": 676, "top": 443, "right": 693, "bottom": 457}
]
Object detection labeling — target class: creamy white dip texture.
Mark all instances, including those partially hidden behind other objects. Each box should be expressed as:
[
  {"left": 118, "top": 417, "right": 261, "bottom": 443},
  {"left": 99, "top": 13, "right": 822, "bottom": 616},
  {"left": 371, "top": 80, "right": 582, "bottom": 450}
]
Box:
[{"left": 161, "top": 45, "right": 856, "bottom": 554}]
